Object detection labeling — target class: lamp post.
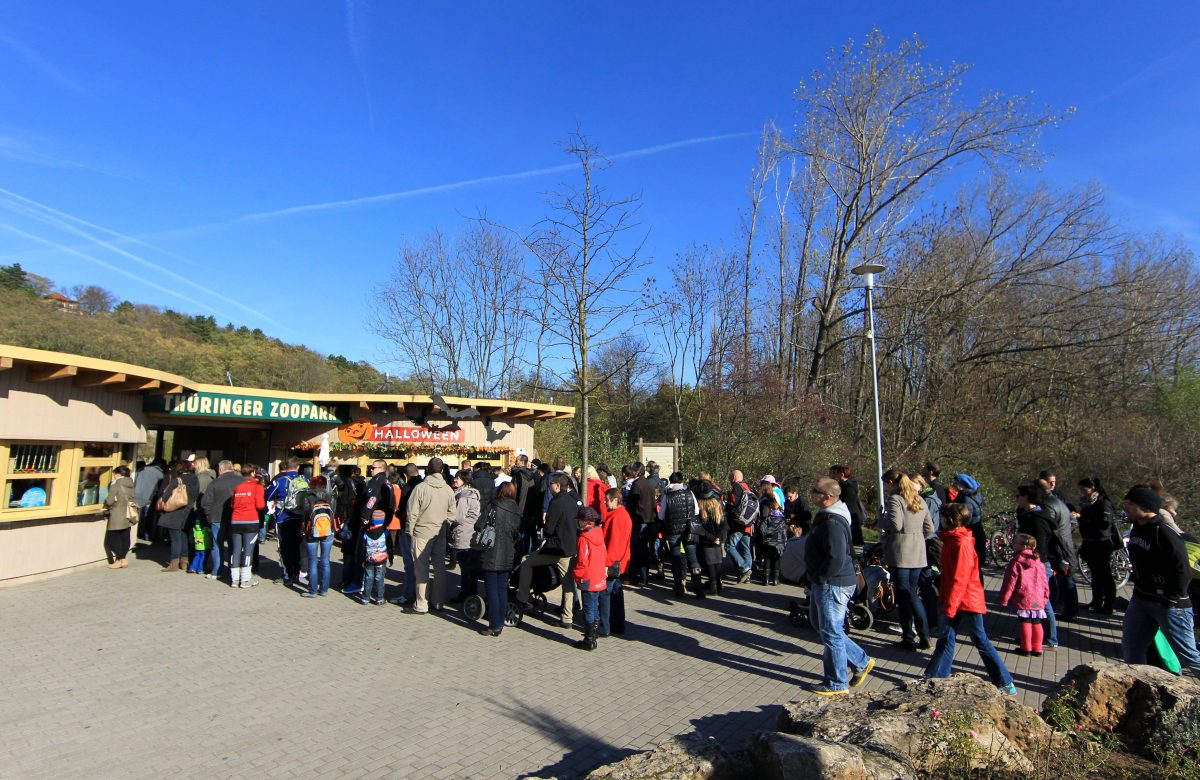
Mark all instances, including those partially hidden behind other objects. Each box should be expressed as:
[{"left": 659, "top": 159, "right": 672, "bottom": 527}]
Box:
[{"left": 851, "top": 262, "right": 887, "bottom": 517}]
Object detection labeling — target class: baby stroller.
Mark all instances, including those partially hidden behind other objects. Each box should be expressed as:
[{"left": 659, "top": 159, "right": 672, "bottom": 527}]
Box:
[
  {"left": 460, "top": 560, "right": 562, "bottom": 628},
  {"left": 854, "top": 541, "right": 897, "bottom": 630},
  {"left": 787, "top": 592, "right": 874, "bottom": 633}
]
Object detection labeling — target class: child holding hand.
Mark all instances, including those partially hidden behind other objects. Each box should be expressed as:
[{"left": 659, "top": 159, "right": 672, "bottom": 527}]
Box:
[{"left": 999, "top": 533, "right": 1051, "bottom": 656}]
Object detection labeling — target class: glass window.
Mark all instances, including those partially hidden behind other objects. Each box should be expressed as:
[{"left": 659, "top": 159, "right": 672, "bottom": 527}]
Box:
[
  {"left": 81, "top": 443, "right": 117, "bottom": 459},
  {"left": 8, "top": 444, "right": 60, "bottom": 475},
  {"left": 7, "top": 478, "right": 52, "bottom": 508},
  {"left": 77, "top": 466, "right": 112, "bottom": 507}
]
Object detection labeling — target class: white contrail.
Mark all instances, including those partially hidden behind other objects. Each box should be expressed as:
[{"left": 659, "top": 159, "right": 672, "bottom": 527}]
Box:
[
  {"left": 140, "top": 131, "right": 758, "bottom": 241},
  {"left": 344, "top": 0, "right": 374, "bottom": 126},
  {"left": 1096, "top": 36, "right": 1200, "bottom": 104},
  {"left": 0, "top": 222, "right": 220, "bottom": 314},
  {"left": 0, "top": 28, "right": 84, "bottom": 93},
  {"left": 0, "top": 187, "right": 283, "bottom": 327}
]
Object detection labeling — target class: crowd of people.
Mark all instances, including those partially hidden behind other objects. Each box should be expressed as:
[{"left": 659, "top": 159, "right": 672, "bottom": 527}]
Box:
[{"left": 110, "top": 453, "right": 1199, "bottom": 691}]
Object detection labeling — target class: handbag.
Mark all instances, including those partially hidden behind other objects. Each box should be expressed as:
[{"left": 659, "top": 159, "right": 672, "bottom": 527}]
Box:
[
  {"left": 470, "top": 507, "right": 497, "bottom": 551},
  {"left": 126, "top": 502, "right": 140, "bottom": 523}
]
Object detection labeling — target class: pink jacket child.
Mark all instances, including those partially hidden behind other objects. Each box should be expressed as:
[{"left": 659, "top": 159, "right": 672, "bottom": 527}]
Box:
[{"left": 998, "top": 548, "right": 1051, "bottom": 654}]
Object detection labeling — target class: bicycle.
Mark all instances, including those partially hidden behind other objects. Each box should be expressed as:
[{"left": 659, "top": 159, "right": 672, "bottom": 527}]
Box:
[{"left": 986, "top": 511, "right": 1017, "bottom": 568}]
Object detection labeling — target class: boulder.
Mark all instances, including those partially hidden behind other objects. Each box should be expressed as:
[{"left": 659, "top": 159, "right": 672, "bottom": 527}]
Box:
[
  {"left": 774, "top": 675, "right": 1055, "bottom": 775},
  {"left": 1046, "top": 662, "right": 1200, "bottom": 758},
  {"left": 747, "top": 731, "right": 915, "bottom": 780},
  {"left": 585, "top": 733, "right": 751, "bottom": 780}
]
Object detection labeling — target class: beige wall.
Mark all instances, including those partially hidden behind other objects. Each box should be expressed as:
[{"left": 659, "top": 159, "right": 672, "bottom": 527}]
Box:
[
  {"left": 0, "top": 512, "right": 108, "bottom": 581},
  {"left": 0, "top": 366, "right": 145, "bottom": 442}
]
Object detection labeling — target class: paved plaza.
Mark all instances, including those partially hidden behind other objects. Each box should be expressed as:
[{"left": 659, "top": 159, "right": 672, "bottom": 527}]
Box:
[{"left": 0, "top": 544, "right": 1124, "bottom": 779}]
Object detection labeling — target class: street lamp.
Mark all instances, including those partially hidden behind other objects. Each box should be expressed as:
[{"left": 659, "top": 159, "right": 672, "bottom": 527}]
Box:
[{"left": 851, "top": 261, "right": 887, "bottom": 518}]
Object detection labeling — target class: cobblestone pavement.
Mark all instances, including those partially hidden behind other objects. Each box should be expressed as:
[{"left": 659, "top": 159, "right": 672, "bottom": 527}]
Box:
[{"left": 0, "top": 542, "right": 1124, "bottom": 779}]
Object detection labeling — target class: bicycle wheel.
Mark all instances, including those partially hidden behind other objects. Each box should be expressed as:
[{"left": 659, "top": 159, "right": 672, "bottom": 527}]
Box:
[{"left": 1111, "top": 549, "right": 1132, "bottom": 590}]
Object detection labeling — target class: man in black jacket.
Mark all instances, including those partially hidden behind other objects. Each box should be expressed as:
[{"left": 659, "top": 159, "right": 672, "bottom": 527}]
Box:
[
  {"left": 626, "top": 463, "right": 658, "bottom": 585},
  {"left": 343, "top": 459, "right": 394, "bottom": 595},
  {"left": 1121, "top": 487, "right": 1200, "bottom": 676},
  {"left": 515, "top": 474, "right": 580, "bottom": 628},
  {"left": 804, "top": 477, "right": 874, "bottom": 695},
  {"left": 473, "top": 461, "right": 496, "bottom": 513},
  {"left": 1039, "top": 478, "right": 1080, "bottom": 620},
  {"left": 657, "top": 472, "right": 698, "bottom": 598}
]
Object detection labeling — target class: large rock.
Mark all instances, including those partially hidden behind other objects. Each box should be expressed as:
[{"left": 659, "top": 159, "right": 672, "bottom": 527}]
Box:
[
  {"left": 747, "top": 731, "right": 915, "bottom": 780},
  {"left": 585, "top": 733, "right": 751, "bottom": 780},
  {"left": 1045, "top": 662, "right": 1200, "bottom": 758},
  {"left": 773, "top": 675, "right": 1056, "bottom": 776}
]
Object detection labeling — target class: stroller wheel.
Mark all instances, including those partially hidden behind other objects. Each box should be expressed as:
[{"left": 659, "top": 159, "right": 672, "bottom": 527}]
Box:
[
  {"left": 529, "top": 592, "right": 548, "bottom": 616},
  {"left": 846, "top": 602, "right": 874, "bottom": 632},
  {"left": 504, "top": 602, "right": 523, "bottom": 627},
  {"left": 788, "top": 599, "right": 809, "bottom": 628},
  {"left": 462, "top": 595, "right": 485, "bottom": 622}
]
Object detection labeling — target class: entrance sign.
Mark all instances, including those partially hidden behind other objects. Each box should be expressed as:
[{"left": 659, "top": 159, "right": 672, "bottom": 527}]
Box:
[
  {"left": 338, "top": 421, "right": 464, "bottom": 445},
  {"left": 147, "top": 392, "right": 345, "bottom": 422}
]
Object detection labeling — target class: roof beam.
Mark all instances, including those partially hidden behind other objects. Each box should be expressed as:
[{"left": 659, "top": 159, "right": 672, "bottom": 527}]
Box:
[
  {"left": 0, "top": 357, "right": 12, "bottom": 371},
  {"left": 73, "top": 371, "right": 127, "bottom": 388},
  {"left": 149, "top": 383, "right": 184, "bottom": 395},
  {"left": 508, "top": 409, "right": 536, "bottom": 419},
  {"left": 114, "top": 378, "right": 161, "bottom": 393},
  {"left": 477, "top": 406, "right": 508, "bottom": 417},
  {"left": 26, "top": 364, "right": 77, "bottom": 383}
]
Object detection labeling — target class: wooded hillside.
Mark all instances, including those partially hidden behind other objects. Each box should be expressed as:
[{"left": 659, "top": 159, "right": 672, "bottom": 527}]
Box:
[{"left": 0, "top": 265, "right": 386, "bottom": 393}]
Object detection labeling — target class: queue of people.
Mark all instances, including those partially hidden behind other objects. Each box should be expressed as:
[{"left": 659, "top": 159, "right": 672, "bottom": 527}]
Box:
[{"left": 115, "top": 454, "right": 1198, "bottom": 685}]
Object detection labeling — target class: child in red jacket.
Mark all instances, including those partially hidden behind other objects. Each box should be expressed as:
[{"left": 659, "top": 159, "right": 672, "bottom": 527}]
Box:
[
  {"left": 573, "top": 507, "right": 608, "bottom": 651},
  {"left": 925, "top": 503, "right": 1017, "bottom": 696},
  {"left": 999, "top": 534, "right": 1051, "bottom": 656}
]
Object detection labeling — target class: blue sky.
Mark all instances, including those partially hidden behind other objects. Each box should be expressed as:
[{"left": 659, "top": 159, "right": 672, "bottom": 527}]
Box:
[{"left": 1, "top": 2, "right": 1198, "bottom": 365}]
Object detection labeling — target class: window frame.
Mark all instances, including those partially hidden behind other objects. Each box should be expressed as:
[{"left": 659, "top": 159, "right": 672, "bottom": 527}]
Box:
[{"left": 0, "top": 441, "right": 124, "bottom": 521}]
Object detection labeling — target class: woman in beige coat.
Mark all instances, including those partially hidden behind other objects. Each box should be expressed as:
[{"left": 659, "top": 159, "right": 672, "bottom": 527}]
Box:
[
  {"left": 879, "top": 468, "right": 934, "bottom": 651},
  {"left": 104, "top": 465, "right": 137, "bottom": 569}
]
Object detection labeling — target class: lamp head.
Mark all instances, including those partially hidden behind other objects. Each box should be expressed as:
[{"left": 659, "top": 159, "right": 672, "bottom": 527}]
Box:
[{"left": 850, "top": 262, "right": 887, "bottom": 276}]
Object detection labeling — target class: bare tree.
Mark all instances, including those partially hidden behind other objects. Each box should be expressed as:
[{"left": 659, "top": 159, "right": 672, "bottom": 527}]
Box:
[
  {"left": 371, "top": 223, "right": 528, "bottom": 397},
  {"left": 68, "top": 284, "right": 115, "bottom": 315},
  {"left": 524, "top": 131, "right": 648, "bottom": 475},
  {"left": 789, "top": 29, "right": 1070, "bottom": 393}
]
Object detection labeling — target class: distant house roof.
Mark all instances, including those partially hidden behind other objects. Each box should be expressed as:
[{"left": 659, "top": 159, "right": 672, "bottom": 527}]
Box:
[{"left": 45, "top": 292, "right": 77, "bottom": 303}]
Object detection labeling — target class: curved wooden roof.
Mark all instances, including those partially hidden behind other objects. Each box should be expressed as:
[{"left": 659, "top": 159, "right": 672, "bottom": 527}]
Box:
[{"left": 0, "top": 344, "right": 575, "bottom": 420}]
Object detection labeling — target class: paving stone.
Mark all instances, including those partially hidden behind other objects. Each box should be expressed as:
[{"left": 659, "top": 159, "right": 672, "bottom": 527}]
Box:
[{"left": 0, "top": 542, "right": 1123, "bottom": 778}]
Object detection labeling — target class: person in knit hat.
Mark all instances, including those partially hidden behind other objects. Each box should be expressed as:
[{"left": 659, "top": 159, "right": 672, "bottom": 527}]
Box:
[
  {"left": 1121, "top": 485, "right": 1200, "bottom": 676},
  {"left": 360, "top": 510, "right": 389, "bottom": 605}
]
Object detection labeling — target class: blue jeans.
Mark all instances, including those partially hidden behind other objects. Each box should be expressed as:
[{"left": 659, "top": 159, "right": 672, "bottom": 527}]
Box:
[
  {"left": 484, "top": 570, "right": 510, "bottom": 632},
  {"left": 399, "top": 532, "right": 417, "bottom": 602},
  {"left": 598, "top": 576, "right": 621, "bottom": 636},
  {"left": 893, "top": 567, "right": 929, "bottom": 642},
  {"left": 207, "top": 522, "right": 225, "bottom": 577},
  {"left": 362, "top": 563, "right": 387, "bottom": 602},
  {"left": 925, "top": 611, "right": 1013, "bottom": 688},
  {"left": 726, "top": 530, "right": 752, "bottom": 572},
  {"left": 1122, "top": 595, "right": 1200, "bottom": 674},
  {"left": 812, "top": 583, "right": 871, "bottom": 691},
  {"left": 1042, "top": 562, "right": 1059, "bottom": 644},
  {"left": 581, "top": 589, "right": 600, "bottom": 626},
  {"left": 1052, "top": 563, "right": 1079, "bottom": 619},
  {"left": 305, "top": 535, "right": 334, "bottom": 595}
]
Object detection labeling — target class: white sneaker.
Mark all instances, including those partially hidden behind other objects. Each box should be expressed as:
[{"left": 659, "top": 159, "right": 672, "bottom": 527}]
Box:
[{"left": 240, "top": 579, "right": 259, "bottom": 588}]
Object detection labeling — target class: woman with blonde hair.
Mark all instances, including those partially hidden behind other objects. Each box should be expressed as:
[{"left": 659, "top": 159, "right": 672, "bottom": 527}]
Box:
[
  {"left": 880, "top": 467, "right": 934, "bottom": 651},
  {"left": 584, "top": 465, "right": 607, "bottom": 518}
]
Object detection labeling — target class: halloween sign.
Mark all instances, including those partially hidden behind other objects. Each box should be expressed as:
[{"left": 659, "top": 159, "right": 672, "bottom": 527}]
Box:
[{"left": 337, "top": 420, "right": 465, "bottom": 445}]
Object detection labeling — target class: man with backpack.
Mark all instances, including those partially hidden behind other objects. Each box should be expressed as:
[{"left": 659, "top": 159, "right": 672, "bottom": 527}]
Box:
[
  {"left": 265, "top": 457, "right": 307, "bottom": 585},
  {"left": 725, "top": 470, "right": 757, "bottom": 583},
  {"left": 953, "top": 474, "right": 987, "bottom": 584},
  {"left": 344, "top": 459, "right": 394, "bottom": 595},
  {"left": 657, "top": 471, "right": 699, "bottom": 598}
]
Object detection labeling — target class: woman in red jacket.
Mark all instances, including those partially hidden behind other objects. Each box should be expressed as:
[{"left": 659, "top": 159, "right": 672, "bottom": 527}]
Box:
[
  {"left": 924, "top": 503, "right": 1017, "bottom": 695},
  {"left": 600, "top": 488, "right": 632, "bottom": 637},
  {"left": 573, "top": 507, "right": 608, "bottom": 651},
  {"left": 229, "top": 464, "right": 266, "bottom": 589}
]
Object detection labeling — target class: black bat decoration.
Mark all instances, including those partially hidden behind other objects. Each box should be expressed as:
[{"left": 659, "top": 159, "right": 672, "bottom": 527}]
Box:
[{"left": 431, "top": 392, "right": 480, "bottom": 420}]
